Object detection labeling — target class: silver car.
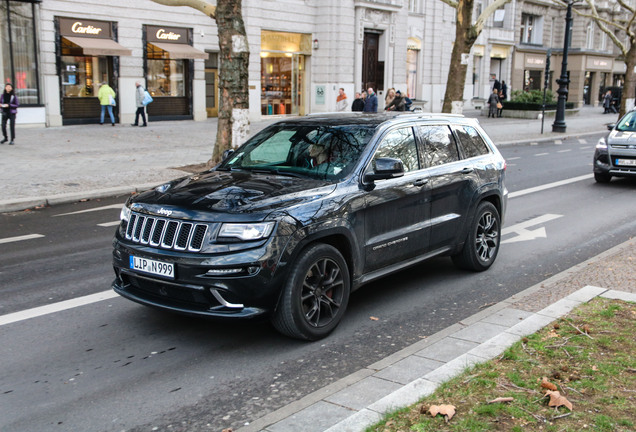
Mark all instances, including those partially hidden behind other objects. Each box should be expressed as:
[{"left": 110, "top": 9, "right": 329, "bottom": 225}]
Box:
[{"left": 594, "top": 110, "right": 636, "bottom": 182}]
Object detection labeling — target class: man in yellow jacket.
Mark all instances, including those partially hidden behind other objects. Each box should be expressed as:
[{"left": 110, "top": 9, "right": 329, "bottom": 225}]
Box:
[{"left": 97, "top": 82, "right": 116, "bottom": 126}]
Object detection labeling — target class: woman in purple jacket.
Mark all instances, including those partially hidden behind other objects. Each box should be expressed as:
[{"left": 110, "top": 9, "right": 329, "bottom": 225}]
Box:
[{"left": 1, "top": 83, "right": 19, "bottom": 145}]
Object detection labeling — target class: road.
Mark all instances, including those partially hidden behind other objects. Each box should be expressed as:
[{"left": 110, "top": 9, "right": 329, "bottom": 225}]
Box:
[{"left": 1, "top": 131, "right": 635, "bottom": 432}]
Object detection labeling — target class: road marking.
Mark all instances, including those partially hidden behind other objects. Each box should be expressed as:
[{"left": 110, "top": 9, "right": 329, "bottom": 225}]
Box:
[
  {"left": 98, "top": 221, "right": 121, "bottom": 227},
  {"left": 509, "top": 174, "right": 593, "bottom": 198},
  {"left": 0, "top": 290, "right": 119, "bottom": 327},
  {"left": 557, "top": 149, "right": 572, "bottom": 153},
  {"left": 506, "top": 157, "right": 521, "bottom": 161},
  {"left": 502, "top": 214, "right": 563, "bottom": 244},
  {"left": 535, "top": 153, "right": 549, "bottom": 156},
  {"left": 555, "top": 140, "right": 563, "bottom": 145},
  {"left": 54, "top": 203, "right": 123, "bottom": 217},
  {"left": 578, "top": 138, "right": 587, "bottom": 144},
  {"left": 0, "top": 234, "right": 45, "bottom": 244}
]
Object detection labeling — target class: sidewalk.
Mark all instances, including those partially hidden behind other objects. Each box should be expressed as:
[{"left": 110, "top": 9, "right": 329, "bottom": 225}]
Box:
[{"left": 0, "top": 105, "right": 616, "bottom": 213}]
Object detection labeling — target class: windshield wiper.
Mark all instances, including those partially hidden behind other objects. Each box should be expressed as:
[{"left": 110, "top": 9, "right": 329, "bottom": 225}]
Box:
[{"left": 249, "top": 167, "right": 305, "bottom": 178}]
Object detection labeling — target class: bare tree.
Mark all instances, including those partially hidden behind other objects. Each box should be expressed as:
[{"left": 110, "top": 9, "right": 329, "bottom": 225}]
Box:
[
  {"left": 150, "top": 0, "right": 250, "bottom": 165},
  {"left": 556, "top": 0, "right": 636, "bottom": 116},
  {"left": 438, "top": 0, "right": 512, "bottom": 113}
]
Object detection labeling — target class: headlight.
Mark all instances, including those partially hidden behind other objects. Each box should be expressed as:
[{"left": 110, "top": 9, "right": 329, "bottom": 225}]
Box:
[
  {"left": 120, "top": 205, "right": 131, "bottom": 222},
  {"left": 596, "top": 137, "right": 607, "bottom": 149},
  {"left": 218, "top": 222, "right": 275, "bottom": 241},
  {"left": 155, "top": 182, "right": 172, "bottom": 193}
]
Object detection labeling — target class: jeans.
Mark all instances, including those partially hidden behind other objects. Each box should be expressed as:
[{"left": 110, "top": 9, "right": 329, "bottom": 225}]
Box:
[
  {"left": 100, "top": 105, "right": 115, "bottom": 124},
  {"left": 134, "top": 107, "right": 147, "bottom": 125},
  {"left": 2, "top": 112, "right": 15, "bottom": 140}
]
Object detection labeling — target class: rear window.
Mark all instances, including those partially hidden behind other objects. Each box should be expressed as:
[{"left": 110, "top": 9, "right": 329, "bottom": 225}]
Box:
[{"left": 455, "top": 126, "right": 490, "bottom": 158}]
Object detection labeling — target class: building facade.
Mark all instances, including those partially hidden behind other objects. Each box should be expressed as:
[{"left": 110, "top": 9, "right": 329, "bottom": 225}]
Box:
[{"left": 0, "top": 0, "right": 627, "bottom": 129}]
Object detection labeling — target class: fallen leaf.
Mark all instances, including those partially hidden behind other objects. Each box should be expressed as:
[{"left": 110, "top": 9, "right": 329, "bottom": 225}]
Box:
[
  {"left": 547, "top": 329, "right": 560, "bottom": 338},
  {"left": 429, "top": 404, "right": 456, "bottom": 421},
  {"left": 488, "top": 397, "right": 514, "bottom": 404},
  {"left": 545, "top": 390, "right": 573, "bottom": 411},
  {"left": 541, "top": 377, "right": 558, "bottom": 391},
  {"left": 592, "top": 365, "right": 598, "bottom": 371},
  {"left": 369, "top": 316, "right": 379, "bottom": 321}
]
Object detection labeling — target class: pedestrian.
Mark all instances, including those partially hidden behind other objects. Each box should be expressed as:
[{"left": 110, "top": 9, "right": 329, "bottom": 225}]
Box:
[
  {"left": 1, "top": 82, "right": 18, "bottom": 145},
  {"left": 335, "top": 87, "right": 348, "bottom": 112},
  {"left": 603, "top": 90, "right": 612, "bottom": 114},
  {"left": 497, "top": 90, "right": 504, "bottom": 117},
  {"left": 132, "top": 81, "right": 148, "bottom": 127},
  {"left": 501, "top": 81, "right": 508, "bottom": 101},
  {"left": 385, "top": 90, "right": 406, "bottom": 111},
  {"left": 385, "top": 88, "right": 396, "bottom": 109},
  {"left": 351, "top": 92, "right": 365, "bottom": 111},
  {"left": 98, "top": 81, "right": 116, "bottom": 126},
  {"left": 363, "top": 87, "right": 378, "bottom": 112},
  {"left": 487, "top": 88, "right": 500, "bottom": 118},
  {"left": 493, "top": 79, "right": 501, "bottom": 92}
]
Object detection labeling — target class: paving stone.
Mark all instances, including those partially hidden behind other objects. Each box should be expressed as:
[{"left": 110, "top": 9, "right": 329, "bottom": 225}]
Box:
[
  {"left": 374, "top": 355, "right": 445, "bottom": 385},
  {"left": 467, "top": 331, "right": 522, "bottom": 360},
  {"left": 506, "top": 313, "right": 555, "bottom": 337},
  {"left": 415, "top": 336, "right": 480, "bottom": 362},
  {"left": 265, "top": 401, "right": 353, "bottom": 432},
  {"left": 537, "top": 298, "right": 581, "bottom": 318},
  {"left": 423, "top": 353, "right": 484, "bottom": 384},
  {"left": 323, "top": 409, "right": 383, "bottom": 432},
  {"left": 450, "top": 321, "right": 509, "bottom": 343},
  {"left": 480, "top": 307, "right": 533, "bottom": 327},
  {"left": 324, "top": 376, "right": 402, "bottom": 411},
  {"left": 565, "top": 285, "right": 607, "bottom": 303},
  {"left": 600, "top": 290, "right": 636, "bottom": 303},
  {"left": 368, "top": 378, "right": 438, "bottom": 414}
]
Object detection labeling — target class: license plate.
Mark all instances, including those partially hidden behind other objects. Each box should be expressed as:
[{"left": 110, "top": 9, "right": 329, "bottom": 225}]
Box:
[
  {"left": 130, "top": 256, "right": 174, "bottom": 279},
  {"left": 615, "top": 158, "right": 636, "bottom": 166}
]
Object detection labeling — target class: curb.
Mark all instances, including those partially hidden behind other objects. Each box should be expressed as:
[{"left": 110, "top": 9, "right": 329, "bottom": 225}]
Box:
[{"left": 237, "top": 237, "right": 636, "bottom": 432}]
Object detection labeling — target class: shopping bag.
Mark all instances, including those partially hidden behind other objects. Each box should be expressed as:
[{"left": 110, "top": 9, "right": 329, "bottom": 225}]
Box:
[
  {"left": 142, "top": 90, "right": 153, "bottom": 106},
  {"left": 109, "top": 95, "right": 116, "bottom": 106}
]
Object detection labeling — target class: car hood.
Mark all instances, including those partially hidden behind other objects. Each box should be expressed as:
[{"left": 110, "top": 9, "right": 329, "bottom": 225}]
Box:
[
  {"left": 130, "top": 170, "right": 337, "bottom": 221},
  {"left": 608, "top": 129, "right": 636, "bottom": 144}
]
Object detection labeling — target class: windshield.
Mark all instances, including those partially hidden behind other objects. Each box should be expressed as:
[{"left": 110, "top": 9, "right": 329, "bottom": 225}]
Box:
[
  {"left": 218, "top": 124, "right": 377, "bottom": 180},
  {"left": 616, "top": 111, "right": 636, "bottom": 132}
]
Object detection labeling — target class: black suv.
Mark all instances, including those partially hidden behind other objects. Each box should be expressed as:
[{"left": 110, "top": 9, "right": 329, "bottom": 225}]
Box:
[
  {"left": 112, "top": 113, "right": 507, "bottom": 340},
  {"left": 594, "top": 109, "right": 636, "bottom": 182}
]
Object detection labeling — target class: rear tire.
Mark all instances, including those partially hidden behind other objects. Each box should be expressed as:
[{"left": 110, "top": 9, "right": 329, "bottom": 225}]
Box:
[
  {"left": 594, "top": 172, "right": 612, "bottom": 183},
  {"left": 452, "top": 201, "right": 501, "bottom": 272},
  {"left": 272, "top": 244, "right": 350, "bottom": 340}
]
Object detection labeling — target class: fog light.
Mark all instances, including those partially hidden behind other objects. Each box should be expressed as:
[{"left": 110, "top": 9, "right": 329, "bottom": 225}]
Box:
[{"left": 206, "top": 268, "right": 243, "bottom": 276}]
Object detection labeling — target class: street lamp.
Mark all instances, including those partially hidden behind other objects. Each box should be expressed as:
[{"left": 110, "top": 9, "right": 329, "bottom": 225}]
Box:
[{"left": 552, "top": 0, "right": 576, "bottom": 133}]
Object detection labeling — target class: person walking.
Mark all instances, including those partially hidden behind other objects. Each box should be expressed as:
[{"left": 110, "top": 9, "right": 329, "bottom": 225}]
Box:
[
  {"left": 384, "top": 88, "right": 396, "bottom": 109},
  {"left": 501, "top": 81, "right": 508, "bottom": 101},
  {"left": 335, "top": 88, "right": 348, "bottom": 112},
  {"left": 1, "top": 83, "right": 18, "bottom": 145},
  {"left": 497, "top": 90, "right": 504, "bottom": 117},
  {"left": 603, "top": 90, "right": 612, "bottom": 114},
  {"left": 487, "top": 88, "right": 500, "bottom": 118},
  {"left": 363, "top": 87, "right": 377, "bottom": 112},
  {"left": 385, "top": 90, "right": 406, "bottom": 111},
  {"left": 351, "top": 92, "right": 364, "bottom": 111},
  {"left": 98, "top": 81, "right": 116, "bottom": 126},
  {"left": 132, "top": 81, "right": 148, "bottom": 127}
]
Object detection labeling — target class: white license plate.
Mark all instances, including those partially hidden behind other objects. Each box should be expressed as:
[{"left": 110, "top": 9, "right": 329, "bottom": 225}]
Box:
[
  {"left": 616, "top": 158, "right": 636, "bottom": 166},
  {"left": 129, "top": 256, "right": 174, "bottom": 278}
]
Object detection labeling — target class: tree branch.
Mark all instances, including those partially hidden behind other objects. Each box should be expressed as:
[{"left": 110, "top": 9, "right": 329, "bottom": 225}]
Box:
[
  {"left": 438, "top": 0, "right": 459, "bottom": 9},
  {"left": 475, "top": 0, "right": 512, "bottom": 34},
  {"left": 150, "top": 0, "right": 216, "bottom": 18},
  {"left": 578, "top": 0, "right": 628, "bottom": 56}
]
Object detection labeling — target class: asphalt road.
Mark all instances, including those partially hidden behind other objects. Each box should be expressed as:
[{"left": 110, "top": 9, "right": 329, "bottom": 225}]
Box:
[{"left": 1, "top": 131, "right": 635, "bottom": 432}]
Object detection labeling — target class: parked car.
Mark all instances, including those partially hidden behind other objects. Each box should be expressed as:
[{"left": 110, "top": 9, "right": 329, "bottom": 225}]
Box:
[
  {"left": 112, "top": 113, "right": 508, "bottom": 340},
  {"left": 594, "top": 109, "right": 636, "bottom": 183}
]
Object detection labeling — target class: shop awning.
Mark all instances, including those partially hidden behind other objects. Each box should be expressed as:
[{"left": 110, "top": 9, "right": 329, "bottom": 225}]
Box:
[
  {"left": 63, "top": 36, "right": 132, "bottom": 56},
  {"left": 149, "top": 42, "right": 209, "bottom": 60}
]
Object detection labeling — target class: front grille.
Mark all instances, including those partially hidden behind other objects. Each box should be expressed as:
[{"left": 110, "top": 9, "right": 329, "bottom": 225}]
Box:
[{"left": 125, "top": 212, "right": 208, "bottom": 252}]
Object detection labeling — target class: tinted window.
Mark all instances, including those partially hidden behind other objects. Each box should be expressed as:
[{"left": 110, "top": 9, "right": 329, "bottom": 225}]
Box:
[
  {"left": 616, "top": 111, "right": 636, "bottom": 132},
  {"left": 417, "top": 125, "right": 459, "bottom": 167},
  {"left": 455, "top": 126, "right": 490, "bottom": 158},
  {"left": 373, "top": 127, "right": 419, "bottom": 172}
]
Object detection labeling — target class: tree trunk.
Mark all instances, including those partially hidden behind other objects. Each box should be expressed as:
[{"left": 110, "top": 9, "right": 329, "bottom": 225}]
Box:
[
  {"left": 620, "top": 43, "right": 636, "bottom": 118},
  {"left": 442, "top": 0, "right": 476, "bottom": 113},
  {"left": 211, "top": 0, "right": 250, "bottom": 165}
]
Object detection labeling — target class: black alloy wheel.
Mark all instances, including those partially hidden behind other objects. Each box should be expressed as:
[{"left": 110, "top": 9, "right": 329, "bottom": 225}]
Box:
[
  {"left": 272, "top": 244, "right": 350, "bottom": 340},
  {"left": 452, "top": 201, "right": 501, "bottom": 271}
]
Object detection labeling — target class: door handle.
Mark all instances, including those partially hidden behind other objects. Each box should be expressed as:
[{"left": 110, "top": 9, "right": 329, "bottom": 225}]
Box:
[
  {"left": 461, "top": 167, "right": 474, "bottom": 174},
  {"left": 413, "top": 178, "right": 429, "bottom": 187}
]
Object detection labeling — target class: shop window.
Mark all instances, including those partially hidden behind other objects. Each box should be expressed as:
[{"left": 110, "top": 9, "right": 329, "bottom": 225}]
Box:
[
  {"left": 0, "top": 0, "right": 40, "bottom": 105},
  {"left": 146, "top": 43, "right": 186, "bottom": 97},
  {"left": 61, "top": 50, "right": 109, "bottom": 98}
]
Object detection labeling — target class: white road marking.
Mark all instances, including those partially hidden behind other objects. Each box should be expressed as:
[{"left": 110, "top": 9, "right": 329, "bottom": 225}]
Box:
[
  {"left": 557, "top": 149, "right": 572, "bottom": 153},
  {"left": 502, "top": 214, "right": 563, "bottom": 244},
  {"left": 506, "top": 157, "right": 521, "bottom": 161},
  {"left": 578, "top": 138, "right": 587, "bottom": 144},
  {"left": 0, "top": 234, "right": 45, "bottom": 244},
  {"left": 509, "top": 174, "right": 593, "bottom": 198},
  {"left": 98, "top": 221, "right": 121, "bottom": 227},
  {"left": 0, "top": 290, "right": 119, "bottom": 327},
  {"left": 554, "top": 140, "right": 562, "bottom": 145},
  {"left": 54, "top": 203, "right": 124, "bottom": 217},
  {"left": 535, "top": 153, "right": 549, "bottom": 156}
]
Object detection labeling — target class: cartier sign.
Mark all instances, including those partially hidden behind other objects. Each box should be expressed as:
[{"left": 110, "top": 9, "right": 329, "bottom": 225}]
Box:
[
  {"left": 146, "top": 25, "right": 188, "bottom": 44},
  {"left": 59, "top": 17, "right": 112, "bottom": 39}
]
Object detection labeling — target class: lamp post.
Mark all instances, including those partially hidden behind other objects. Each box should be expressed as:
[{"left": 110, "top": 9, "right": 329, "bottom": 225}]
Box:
[{"left": 552, "top": 0, "right": 575, "bottom": 133}]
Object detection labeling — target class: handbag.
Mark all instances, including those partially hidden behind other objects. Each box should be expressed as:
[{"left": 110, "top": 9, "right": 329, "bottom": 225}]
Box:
[
  {"left": 109, "top": 95, "right": 116, "bottom": 106},
  {"left": 142, "top": 89, "right": 153, "bottom": 106},
  {"left": 496, "top": 102, "right": 503, "bottom": 109}
]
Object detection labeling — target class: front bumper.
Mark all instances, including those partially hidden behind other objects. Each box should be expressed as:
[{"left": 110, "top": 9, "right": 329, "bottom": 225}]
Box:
[{"left": 594, "top": 148, "right": 636, "bottom": 178}]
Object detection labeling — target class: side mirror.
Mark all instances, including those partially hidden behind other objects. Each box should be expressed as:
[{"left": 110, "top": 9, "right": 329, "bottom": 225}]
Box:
[
  {"left": 606, "top": 123, "right": 615, "bottom": 131},
  {"left": 222, "top": 149, "right": 235, "bottom": 160},
  {"left": 363, "top": 157, "right": 405, "bottom": 183}
]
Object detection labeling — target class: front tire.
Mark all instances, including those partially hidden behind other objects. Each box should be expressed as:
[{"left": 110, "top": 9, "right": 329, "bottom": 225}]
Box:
[
  {"left": 272, "top": 244, "right": 350, "bottom": 340},
  {"left": 594, "top": 172, "right": 612, "bottom": 183},
  {"left": 452, "top": 201, "right": 501, "bottom": 271}
]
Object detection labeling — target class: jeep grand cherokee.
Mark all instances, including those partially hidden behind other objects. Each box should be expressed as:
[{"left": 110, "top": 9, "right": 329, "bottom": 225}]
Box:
[{"left": 112, "top": 113, "right": 507, "bottom": 340}]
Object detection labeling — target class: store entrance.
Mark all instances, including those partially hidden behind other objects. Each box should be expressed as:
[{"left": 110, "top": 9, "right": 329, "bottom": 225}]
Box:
[{"left": 261, "top": 54, "right": 305, "bottom": 116}]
